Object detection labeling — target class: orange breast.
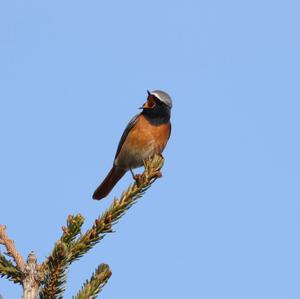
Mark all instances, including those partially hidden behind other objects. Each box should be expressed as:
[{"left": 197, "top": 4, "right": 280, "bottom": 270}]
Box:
[{"left": 115, "top": 115, "right": 171, "bottom": 169}]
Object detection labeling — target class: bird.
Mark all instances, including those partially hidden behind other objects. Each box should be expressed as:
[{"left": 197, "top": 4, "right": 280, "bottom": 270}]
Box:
[{"left": 92, "top": 90, "right": 172, "bottom": 200}]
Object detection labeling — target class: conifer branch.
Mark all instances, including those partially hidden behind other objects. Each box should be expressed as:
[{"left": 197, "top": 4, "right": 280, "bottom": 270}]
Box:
[
  {"left": 0, "top": 155, "right": 164, "bottom": 297},
  {"left": 39, "top": 154, "right": 164, "bottom": 298},
  {"left": 39, "top": 241, "right": 69, "bottom": 299},
  {"left": 0, "top": 225, "right": 25, "bottom": 272},
  {"left": 0, "top": 253, "right": 22, "bottom": 284},
  {"left": 68, "top": 154, "right": 164, "bottom": 262},
  {"left": 39, "top": 215, "right": 84, "bottom": 298},
  {"left": 61, "top": 214, "right": 85, "bottom": 245},
  {"left": 72, "top": 263, "right": 112, "bottom": 299},
  {"left": 23, "top": 252, "right": 42, "bottom": 299},
  {"left": 0, "top": 226, "right": 42, "bottom": 297}
]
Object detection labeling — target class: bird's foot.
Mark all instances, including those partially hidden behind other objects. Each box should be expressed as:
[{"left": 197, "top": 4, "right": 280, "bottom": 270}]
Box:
[
  {"left": 133, "top": 173, "right": 142, "bottom": 181},
  {"left": 130, "top": 168, "right": 142, "bottom": 184}
]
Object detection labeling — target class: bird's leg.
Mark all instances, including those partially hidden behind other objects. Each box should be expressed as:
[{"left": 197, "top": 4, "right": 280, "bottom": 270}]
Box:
[
  {"left": 129, "top": 168, "right": 135, "bottom": 179},
  {"left": 130, "top": 168, "right": 141, "bottom": 182}
]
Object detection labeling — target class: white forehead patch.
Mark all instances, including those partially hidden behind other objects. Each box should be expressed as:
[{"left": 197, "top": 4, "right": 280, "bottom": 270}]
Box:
[{"left": 150, "top": 90, "right": 173, "bottom": 108}]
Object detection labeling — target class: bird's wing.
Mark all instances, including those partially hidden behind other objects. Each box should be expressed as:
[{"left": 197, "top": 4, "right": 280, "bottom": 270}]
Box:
[
  {"left": 114, "top": 113, "right": 140, "bottom": 160},
  {"left": 168, "top": 122, "right": 172, "bottom": 140}
]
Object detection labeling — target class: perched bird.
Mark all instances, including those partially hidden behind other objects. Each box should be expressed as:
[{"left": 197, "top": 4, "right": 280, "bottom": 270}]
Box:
[{"left": 93, "top": 90, "right": 172, "bottom": 200}]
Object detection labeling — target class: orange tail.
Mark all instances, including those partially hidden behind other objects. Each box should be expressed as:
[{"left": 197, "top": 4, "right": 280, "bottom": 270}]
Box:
[{"left": 92, "top": 165, "right": 126, "bottom": 200}]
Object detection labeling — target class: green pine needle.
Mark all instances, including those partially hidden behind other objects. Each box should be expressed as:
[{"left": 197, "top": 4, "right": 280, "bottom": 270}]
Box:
[
  {"left": 68, "top": 154, "right": 164, "bottom": 262},
  {"left": 73, "top": 264, "right": 112, "bottom": 299},
  {"left": 0, "top": 253, "right": 22, "bottom": 284},
  {"left": 39, "top": 241, "right": 69, "bottom": 299},
  {"left": 39, "top": 154, "right": 164, "bottom": 298},
  {"left": 61, "top": 214, "right": 85, "bottom": 245}
]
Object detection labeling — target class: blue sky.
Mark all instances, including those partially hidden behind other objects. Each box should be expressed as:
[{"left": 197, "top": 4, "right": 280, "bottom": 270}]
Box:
[{"left": 0, "top": 0, "right": 300, "bottom": 298}]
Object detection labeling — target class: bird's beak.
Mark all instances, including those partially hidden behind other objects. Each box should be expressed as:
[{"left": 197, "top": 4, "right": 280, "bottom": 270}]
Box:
[{"left": 140, "top": 96, "right": 156, "bottom": 109}]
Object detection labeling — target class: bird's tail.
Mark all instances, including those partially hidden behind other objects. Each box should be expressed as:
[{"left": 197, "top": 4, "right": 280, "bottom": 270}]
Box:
[{"left": 92, "top": 165, "right": 126, "bottom": 200}]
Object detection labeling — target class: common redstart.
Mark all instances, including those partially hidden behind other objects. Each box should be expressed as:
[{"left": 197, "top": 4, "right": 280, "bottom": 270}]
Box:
[{"left": 93, "top": 90, "right": 172, "bottom": 200}]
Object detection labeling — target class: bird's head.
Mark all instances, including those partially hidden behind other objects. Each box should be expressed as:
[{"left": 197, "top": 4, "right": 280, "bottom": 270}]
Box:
[{"left": 140, "top": 90, "right": 172, "bottom": 119}]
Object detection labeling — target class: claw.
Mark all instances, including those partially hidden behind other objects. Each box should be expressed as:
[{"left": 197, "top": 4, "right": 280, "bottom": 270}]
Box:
[
  {"left": 130, "top": 168, "right": 141, "bottom": 182},
  {"left": 133, "top": 174, "right": 142, "bottom": 181}
]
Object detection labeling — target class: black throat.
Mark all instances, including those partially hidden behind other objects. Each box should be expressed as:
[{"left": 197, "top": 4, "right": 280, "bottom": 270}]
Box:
[{"left": 141, "top": 106, "right": 171, "bottom": 125}]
